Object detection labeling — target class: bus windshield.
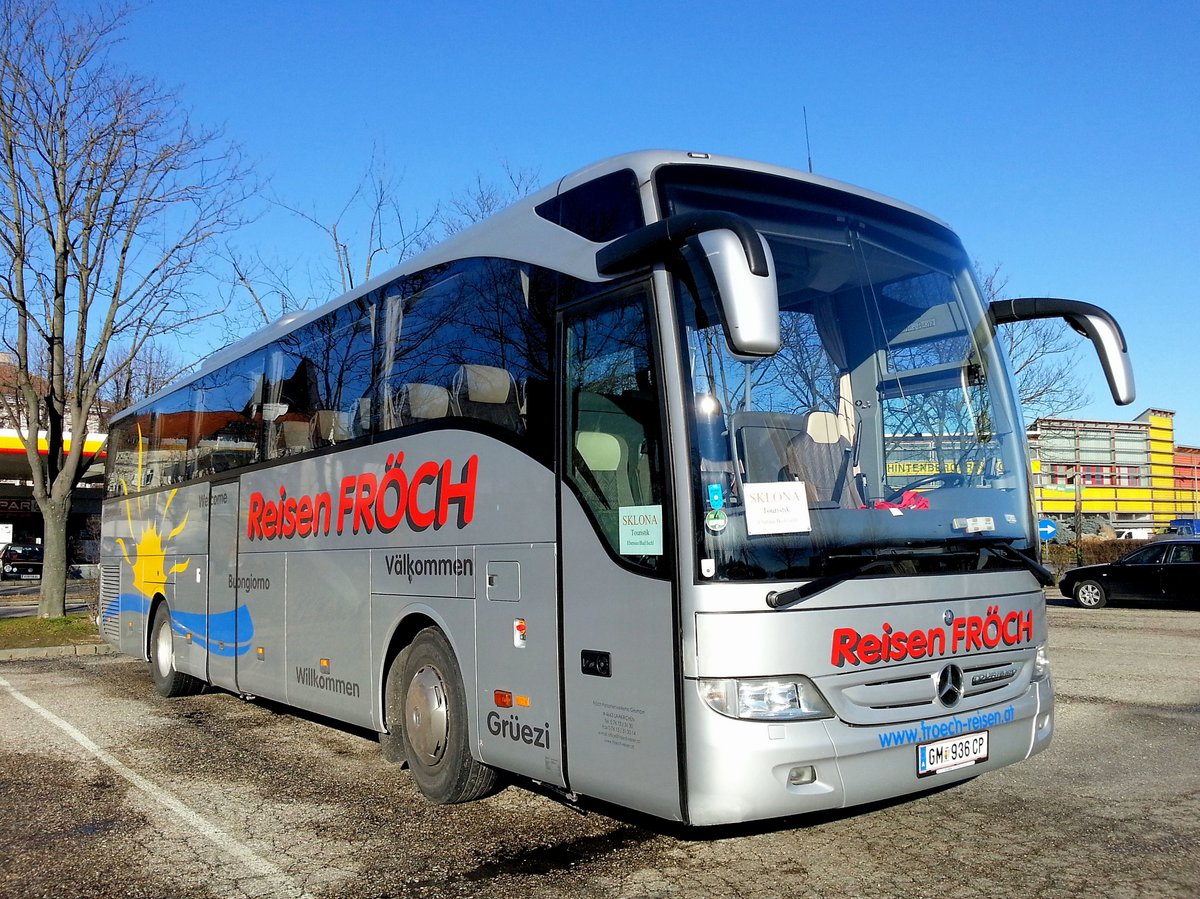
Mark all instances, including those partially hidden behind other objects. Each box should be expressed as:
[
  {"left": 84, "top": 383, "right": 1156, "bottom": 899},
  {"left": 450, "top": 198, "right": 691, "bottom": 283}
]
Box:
[{"left": 661, "top": 167, "right": 1032, "bottom": 581}]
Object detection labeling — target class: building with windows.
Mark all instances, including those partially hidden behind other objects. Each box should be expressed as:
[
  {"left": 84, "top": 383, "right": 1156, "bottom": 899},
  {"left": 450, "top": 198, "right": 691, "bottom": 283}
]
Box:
[
  {"left": 1176, "top": 444, "right": 1200, "bottom": 521},
  {"left": 1027, "top": 408, "right": 1196, "bottom": 535}
]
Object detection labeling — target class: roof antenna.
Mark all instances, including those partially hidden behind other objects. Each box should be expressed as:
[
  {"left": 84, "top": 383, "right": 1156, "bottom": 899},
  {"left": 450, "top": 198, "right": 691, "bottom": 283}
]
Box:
[{"left": 803, "top": 106, "right": 814, "bottom": 173}]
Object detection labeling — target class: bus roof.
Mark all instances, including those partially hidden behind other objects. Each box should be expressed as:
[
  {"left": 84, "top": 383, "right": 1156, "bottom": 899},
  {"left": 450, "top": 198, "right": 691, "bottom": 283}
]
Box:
[{"left": 116, "top": 150, "right": 948, "bottom": 424}]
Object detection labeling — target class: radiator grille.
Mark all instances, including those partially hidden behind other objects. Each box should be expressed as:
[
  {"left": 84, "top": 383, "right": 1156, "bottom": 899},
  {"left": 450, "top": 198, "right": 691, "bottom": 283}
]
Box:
[{"left": 821, "top": 649, "right": 1033, "bottom": 726}]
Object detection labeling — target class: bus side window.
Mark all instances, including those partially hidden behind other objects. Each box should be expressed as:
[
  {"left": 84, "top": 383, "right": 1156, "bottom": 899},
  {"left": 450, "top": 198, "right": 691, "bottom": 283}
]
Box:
[
  {"left": 192, "top": 352, "right": 265, "bottom": 477},
  {"left": 565, "top": 287, "right": 667, "bottom": 571},
  {"left": 378, "top": 258, "right": 554, "bottom": 467},
  {"left": 266, "top": 299, "right": 376, "bottom": 457}
]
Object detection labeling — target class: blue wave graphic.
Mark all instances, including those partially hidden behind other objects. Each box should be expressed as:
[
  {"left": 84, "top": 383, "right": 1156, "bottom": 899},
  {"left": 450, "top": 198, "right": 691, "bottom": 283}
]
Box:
[
  {"left": 100, "top": 593, "right": 150, "bottom": 620},
  {"left": 173, "top": 605, "right": 255, "bottom": 657},
  {"left": 100, "top": 593, "right": 254, "bottom": 657}
]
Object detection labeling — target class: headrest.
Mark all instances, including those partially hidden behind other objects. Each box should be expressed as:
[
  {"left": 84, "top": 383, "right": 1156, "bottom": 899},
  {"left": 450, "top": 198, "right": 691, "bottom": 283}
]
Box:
[
  {"left": 575, "top": 431, "right": 622, "bottom": 472},
  {"left": 406, "top": 383, "right": 450, "bottom": 419},
  {"left": 459, "top": 364, "right": 513, "bottom": 404},
  {"left": 804, "top": 411, "right": 842, "bottom": 444}
]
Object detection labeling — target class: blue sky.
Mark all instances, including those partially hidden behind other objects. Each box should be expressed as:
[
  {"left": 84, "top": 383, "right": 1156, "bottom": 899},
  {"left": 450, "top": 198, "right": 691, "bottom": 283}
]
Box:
[{"left": 108, "top": 1, "right": 1199, "bottom": 444}]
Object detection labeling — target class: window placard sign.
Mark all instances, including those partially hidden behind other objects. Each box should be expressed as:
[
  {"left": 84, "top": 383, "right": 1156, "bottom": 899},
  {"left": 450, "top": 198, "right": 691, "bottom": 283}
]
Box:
[
  {"left": 743, "top": 483, "right": 812, "bottom": 535},
  {"left": 619, "top": 504, "right": 664, "bottom": 555}
]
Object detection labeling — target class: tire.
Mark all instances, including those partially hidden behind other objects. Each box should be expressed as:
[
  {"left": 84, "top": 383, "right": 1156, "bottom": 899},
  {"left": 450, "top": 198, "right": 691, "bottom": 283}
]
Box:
[
  {"left": 379, "top": 646, "right": 410, "bottom": 765},
  {"left": 398, "top": 628, "right": 500, "bottom": 803},
  {"left": 149, "top": 604, "right": 204, "bottom": 697},
  {"left": 1074, "top": 579, "right": 1108, "bottom": 610}
]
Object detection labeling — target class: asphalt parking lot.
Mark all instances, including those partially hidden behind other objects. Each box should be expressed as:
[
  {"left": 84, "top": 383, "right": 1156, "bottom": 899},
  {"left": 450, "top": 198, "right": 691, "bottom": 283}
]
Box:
[{"left": 1, "top": 600, "right": 1197, "bottom": 899}]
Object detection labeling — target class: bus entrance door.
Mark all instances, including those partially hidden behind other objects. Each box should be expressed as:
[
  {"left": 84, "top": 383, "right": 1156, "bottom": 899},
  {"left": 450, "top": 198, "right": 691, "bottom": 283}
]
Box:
[
  {"left": 206, "top": 480, "right": 241, "bottom": 692},
  {"left": 474, "top": 541, "right": 565, "bottom": 787}
]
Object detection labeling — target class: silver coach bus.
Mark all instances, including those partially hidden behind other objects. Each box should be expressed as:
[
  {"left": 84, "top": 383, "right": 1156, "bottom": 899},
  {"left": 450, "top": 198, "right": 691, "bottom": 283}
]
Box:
[{"left": 100, "top": 151, "right": 1134, "bottom": 826}]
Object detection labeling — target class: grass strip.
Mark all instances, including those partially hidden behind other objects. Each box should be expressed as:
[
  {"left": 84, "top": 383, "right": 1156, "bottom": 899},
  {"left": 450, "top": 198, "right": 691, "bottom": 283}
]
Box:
[{"left": 0, "top": 612, "right": 100, "bottom": 650}]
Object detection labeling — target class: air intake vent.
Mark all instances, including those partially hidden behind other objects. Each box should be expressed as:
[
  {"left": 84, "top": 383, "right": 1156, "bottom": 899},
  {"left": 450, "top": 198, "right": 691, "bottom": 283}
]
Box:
[{"left": 99, "top": 565, "right": 121, "bottom": 641}]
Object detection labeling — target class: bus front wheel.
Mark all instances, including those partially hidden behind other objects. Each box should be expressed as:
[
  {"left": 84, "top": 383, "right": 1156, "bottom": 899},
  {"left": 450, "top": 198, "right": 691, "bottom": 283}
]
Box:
[
  {"left": 398, "top": 628, "right": 500, "bottom": 803},
  {"left": 149, "top": 604, "right": 204, "bottom": 698}
]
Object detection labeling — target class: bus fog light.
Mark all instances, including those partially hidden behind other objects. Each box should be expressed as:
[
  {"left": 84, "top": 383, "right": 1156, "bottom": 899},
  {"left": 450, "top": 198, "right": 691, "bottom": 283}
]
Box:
[
  {"left": 787, "top": 765, "right": 816, "bottom": 786},
  {"left": 1032, "top": 644, "right": 1051, "bottom": 681},
  {"left": 699, "top": 676, "right": 833, "bottom": 721}
]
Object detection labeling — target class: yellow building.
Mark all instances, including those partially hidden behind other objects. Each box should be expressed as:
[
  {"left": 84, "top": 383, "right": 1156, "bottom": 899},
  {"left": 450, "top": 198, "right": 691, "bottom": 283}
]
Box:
[{"left": 1027, "top": 408, "right": 1190, "bottom": 535}]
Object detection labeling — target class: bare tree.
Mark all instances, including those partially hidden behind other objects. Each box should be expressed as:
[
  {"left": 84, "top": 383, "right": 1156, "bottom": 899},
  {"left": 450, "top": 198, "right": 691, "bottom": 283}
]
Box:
[
  {"left": 0, "top": 0, "right": 251, "bottom": 616},
  {"left": 438, "top": 162, "right": 541, "bottom": 236},
  {"left": 227, "top": 148, "right": 440, "bottom": 332},
  {"left": 95, "top": 339, "right": 187, "bottom": 427},
  {"left": 979, "top": 263, "right": 1091, "bottom": 421},
  {"left": 228, "top": 159, "right": 540, "bottom": 330}
]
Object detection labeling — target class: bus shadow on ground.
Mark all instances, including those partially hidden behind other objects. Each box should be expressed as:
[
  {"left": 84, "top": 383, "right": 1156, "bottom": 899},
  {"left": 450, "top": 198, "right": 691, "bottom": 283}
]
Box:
[
  {"left": 196, "top": 682, "right": 967, "bottom": 848},
  {"left": 522, "top": 776, "right": 969, "bottom": 843}
]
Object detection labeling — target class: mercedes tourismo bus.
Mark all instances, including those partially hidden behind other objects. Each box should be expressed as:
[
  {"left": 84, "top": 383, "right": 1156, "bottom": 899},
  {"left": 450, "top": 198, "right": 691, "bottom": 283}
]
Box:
[{"left": 99, "top": 151, "right": 1134, "bottom": 826}]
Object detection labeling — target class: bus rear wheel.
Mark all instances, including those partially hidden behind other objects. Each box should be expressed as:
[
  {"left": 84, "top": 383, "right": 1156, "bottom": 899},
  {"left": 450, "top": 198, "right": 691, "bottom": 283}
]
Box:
[
  {"left": 398, "top": 628, "right": 500, "bottom": 803},
  {"left": 149, "top": 604, "right": 204, "bottom": 698}
]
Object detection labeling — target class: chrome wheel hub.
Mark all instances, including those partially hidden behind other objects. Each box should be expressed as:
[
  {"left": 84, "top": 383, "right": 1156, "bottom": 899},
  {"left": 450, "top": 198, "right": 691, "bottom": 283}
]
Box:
[
  {"left": 155, "top": 618, "right": 174, "bottom": 677},
  {"left": 406, "top": 665, "right": 449, "bottom": 764}
]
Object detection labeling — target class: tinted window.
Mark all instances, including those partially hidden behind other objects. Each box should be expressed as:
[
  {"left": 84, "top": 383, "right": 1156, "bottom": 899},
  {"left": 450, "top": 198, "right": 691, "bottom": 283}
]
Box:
[
  {"left": 191, "top": 351, "right": 265, "bottom": 477},
  {"left": 105, "top": 387, "right": 197, "bottom": 495},
  {"left": 107, "top": 256, "right": 559, "bottom": 497},
  {"left": 535, "top": 169, "right": 644, "bottom": 242},
  {"left": 265, "top": 300, "right": 375, "bottom": 458},
  {"left": 105, "top": 414, "right": 145, "bottom": 496},
  {"left": 1169, "top": 544, "right": 1198, "bottom": 563},
  {"left": 380, "top": 258, "right": 554, "bottom": 466},
  {"left": 1125, "top": 544, "right": 1167, "bottom": 564}
]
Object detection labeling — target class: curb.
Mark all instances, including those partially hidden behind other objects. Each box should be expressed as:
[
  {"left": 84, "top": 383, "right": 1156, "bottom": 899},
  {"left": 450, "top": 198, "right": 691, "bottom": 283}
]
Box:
[{"left": 0, "top": 643, "right": 115, "bottom": 662}]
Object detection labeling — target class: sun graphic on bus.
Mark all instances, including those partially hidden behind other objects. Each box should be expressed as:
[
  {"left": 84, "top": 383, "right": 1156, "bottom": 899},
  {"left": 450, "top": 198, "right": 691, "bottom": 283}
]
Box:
[
  {"left": 113, "top": 426, "right": 191, "bottom": 596},
  {"left": 100, "top": 428, "right": 253, "bottom": 656},
  {"left": 117, "top": 488, "right": 191, "bottom": 598},
  {"left": 99, "top": 427, "right": 189, "bottom": 626}
]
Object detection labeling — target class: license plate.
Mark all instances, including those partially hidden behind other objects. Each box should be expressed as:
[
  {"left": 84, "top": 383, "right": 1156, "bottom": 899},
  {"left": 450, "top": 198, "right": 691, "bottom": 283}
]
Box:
[
  {"left": 917, "top": 730, "right": 989, "bottom": 777},
  {"left": 19, "top": 574, "right": 39, "bottom": 580}
]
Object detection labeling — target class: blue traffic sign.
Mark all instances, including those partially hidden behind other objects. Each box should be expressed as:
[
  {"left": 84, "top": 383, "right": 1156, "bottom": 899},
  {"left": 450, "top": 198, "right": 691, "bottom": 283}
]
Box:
[{"left": 1038, "top": 519, "right": 1058, "bottom": 541}]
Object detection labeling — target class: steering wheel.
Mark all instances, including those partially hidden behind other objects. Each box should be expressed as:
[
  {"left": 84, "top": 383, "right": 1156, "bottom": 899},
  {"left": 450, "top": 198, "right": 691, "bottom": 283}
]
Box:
[{"left": 884, "top": 472, "right": 965, "bottom": 504}]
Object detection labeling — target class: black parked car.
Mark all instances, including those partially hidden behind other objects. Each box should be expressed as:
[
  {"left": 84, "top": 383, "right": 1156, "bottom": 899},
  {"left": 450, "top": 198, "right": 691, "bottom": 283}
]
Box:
[
  {"left": 0, "top": 543, "right": 43, "bottom": 580},
  {"left": 1059, "top": 538, "right": 1200, "bottom": 609}
]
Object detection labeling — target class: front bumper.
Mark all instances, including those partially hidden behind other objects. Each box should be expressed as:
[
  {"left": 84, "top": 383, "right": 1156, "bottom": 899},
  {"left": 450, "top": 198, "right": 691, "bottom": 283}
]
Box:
[{"left": 682, "top": 676, "right": 1053, "bottom": 826}]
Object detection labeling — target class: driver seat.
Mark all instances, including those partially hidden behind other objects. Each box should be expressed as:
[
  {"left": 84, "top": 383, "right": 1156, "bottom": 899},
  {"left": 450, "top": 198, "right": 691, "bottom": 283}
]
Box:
[{"left": 783, "top": 411, "right": 863, "bottom": 509}]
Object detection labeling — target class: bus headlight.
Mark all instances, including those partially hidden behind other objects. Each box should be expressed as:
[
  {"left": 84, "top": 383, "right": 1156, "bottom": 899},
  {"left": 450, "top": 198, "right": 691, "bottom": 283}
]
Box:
[
  {"left": 1032, "top": 644, "right": 1051, "bottom": 681},
  {"left": 699, "top": 676, "right": 833, "bottom": 721}
]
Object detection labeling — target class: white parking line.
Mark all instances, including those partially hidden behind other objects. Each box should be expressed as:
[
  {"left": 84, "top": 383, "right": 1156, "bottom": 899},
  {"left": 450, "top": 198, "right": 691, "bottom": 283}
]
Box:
[{"left": 0, "top": 672, "right": 315, "bottom": 899}]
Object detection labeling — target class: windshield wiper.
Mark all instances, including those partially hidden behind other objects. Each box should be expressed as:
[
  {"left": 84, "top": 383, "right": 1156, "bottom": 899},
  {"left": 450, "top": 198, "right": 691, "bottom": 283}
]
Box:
[
  {"left": 764, "top": 539, "right": 1054, "bottom": 610},
  {"left": 975, "top": 540, "right": 1055, "bottom": 587},
  {"left": 764, "top": 547, "right": 947, "bottom": 609},
  {"left": 765, "top": 557, "right": 880, "bottom": 609}
]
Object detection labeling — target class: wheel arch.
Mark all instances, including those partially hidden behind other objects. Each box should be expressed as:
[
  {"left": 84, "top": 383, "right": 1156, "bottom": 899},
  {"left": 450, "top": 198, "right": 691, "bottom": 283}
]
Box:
[{"left": 144, "top": 592, "right": 169, "bottom": 661}]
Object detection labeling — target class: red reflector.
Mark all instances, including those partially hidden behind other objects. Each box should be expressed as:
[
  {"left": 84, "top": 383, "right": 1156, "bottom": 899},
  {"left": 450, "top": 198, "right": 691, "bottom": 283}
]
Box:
[{"left": 494, "top": 690, "right": 513, "bottom": 708}]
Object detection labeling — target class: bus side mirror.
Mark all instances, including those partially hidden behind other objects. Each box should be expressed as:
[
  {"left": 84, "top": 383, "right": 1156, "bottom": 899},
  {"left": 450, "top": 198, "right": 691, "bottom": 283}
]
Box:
[
  {"left": 596, "top": 211, "right": 781, "bottom": 357},
  {"left": 691, "top": 229, "right": 781, "bottom": 357},
  {"left": 989, "top": 297, "right": 1135, "bottom": 406}
]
